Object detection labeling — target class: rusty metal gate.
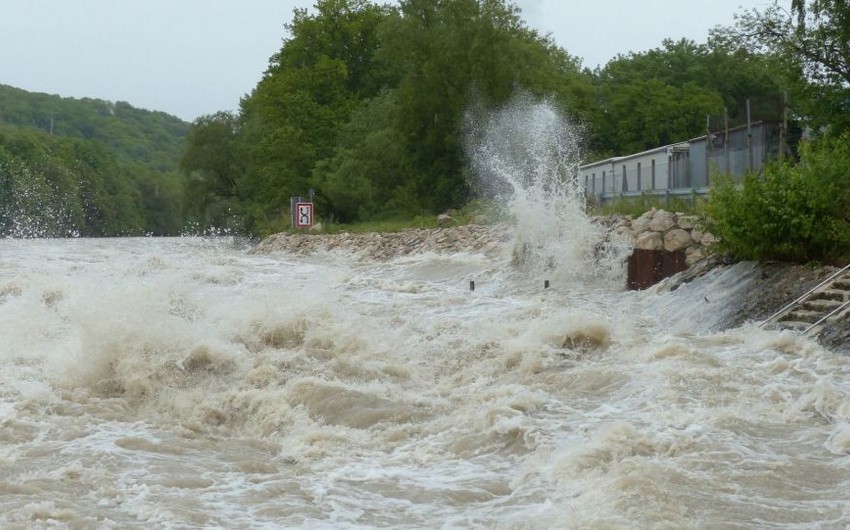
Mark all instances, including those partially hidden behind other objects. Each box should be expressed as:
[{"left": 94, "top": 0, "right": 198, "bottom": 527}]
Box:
[{"left": 627, "top": 249, "right": 687, "bottom": 290}]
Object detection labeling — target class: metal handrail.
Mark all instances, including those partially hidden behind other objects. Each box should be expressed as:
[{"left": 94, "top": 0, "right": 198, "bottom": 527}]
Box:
[
  {"left": 758, "top": 261, "right": 850, "bottom": 328},
  {"left": 804, "top": 298, "right": 850, "bottom": 335}
]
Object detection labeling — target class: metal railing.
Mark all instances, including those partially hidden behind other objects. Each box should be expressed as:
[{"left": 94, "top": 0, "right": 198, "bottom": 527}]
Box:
[
  {"left": 758, "top": 262, "right": 850, "bottom": 328},
  {"left": 804, "top": 298, "right": 850, "bottom": 335}
]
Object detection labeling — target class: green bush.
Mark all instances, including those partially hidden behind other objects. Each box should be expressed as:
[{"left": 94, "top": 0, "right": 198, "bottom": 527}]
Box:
[{"left": 701, "top": 133, "right": 850, "bottom": 263}]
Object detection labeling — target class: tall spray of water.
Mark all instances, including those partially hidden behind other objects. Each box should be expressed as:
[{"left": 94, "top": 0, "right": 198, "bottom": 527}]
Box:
[{"left": 465, "top": 92, "right": 627, "bottom": 285}]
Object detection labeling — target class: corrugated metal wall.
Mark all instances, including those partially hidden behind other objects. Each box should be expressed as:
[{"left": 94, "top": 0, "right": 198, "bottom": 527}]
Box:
[{"left": 580, "top": 121, "right": 782, "bottom": 203}]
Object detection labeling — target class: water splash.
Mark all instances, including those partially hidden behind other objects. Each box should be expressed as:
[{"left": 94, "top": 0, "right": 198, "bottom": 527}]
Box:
[{"left": 465, "top": 92, "right": 627, "bottom": 285}]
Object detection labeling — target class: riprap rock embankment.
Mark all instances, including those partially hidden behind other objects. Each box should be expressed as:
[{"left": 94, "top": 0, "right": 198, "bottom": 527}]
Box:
[{"left": 252, "top": 223, "right": 513, "bottom": 260}]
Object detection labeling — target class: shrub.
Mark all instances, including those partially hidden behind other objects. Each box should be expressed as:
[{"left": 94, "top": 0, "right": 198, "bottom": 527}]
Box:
[{"left": 701, "top": 133, "right": 850, "bottom": 263}]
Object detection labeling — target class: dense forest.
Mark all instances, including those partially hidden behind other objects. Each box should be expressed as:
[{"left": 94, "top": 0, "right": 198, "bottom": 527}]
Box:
[
  {"left": 3, "top": 0, "right": 848, "bottom": 239},
  {"left": 0, "top": 84, "right": 190, "bottom": 236}
]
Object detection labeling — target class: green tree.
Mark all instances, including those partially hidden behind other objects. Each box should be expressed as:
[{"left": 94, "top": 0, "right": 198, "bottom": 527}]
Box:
[
  {"left": 0, "top": 84, "right": 191, "bottom": 236},
  {"left": 377, "top": 0, "right": 590, "bottom": 212},
  {"left": 181, "top": 111, "right": 245, "bottom": 229},
  {"left": 237, "top": 0, "right": 393, "bottom": 232},
  {"left": 734, "top": 0, "right": 850, "bottom": 133},
  {"left": 311, "top": 90, "right": 412, "bottom": 222},
  {"left": 590, "top": 38, "right": 781, "bottom": 156}
]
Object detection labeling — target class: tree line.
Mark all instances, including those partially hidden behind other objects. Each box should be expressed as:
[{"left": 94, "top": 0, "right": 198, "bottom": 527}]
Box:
[
  {"left": 0, "top": 84, "right": 191, "bottom": 236},
  {"left": 184, "top": 0, "right": 844, "bottom": 236}
]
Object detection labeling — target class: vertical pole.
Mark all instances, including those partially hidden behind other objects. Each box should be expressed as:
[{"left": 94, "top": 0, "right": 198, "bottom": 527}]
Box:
[
  {"left": 746, "top": 98, "right": 753, "bottom": 173},
  {"left": 724, "top": 107, "right": 730, "bottom": 175},
  {"left": 778, "top": 91, "right": 787, "bottom": 160},
  {"left": 782, "top": 90, "right": 789, "bottom": 159},
  {"left": 705, "top": 115, "right": 711, "bottom": 186}
]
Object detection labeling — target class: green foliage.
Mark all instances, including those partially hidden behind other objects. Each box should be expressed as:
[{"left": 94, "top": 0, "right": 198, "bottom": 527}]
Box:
[
  {"left": 700, "top": 134, "right": 850, "bottom": 263},
  {"left": 232, "top": 0, "right": 393, "bottom": 233},
  {"left": 0, "top": 125, "right": 149, "bottom": 236},
  {"left": 0, "top": 84, "right": 189, "bottom": 171},
  {"left": 732, "top": 1, "right": 850, "bottom": 135},
  {"left": 312, "top": 90, "right": 413, "bottom": 222},
  {"left": 589, "top": 195, "right": 702, "bottom": 218},
  {"left": 206, "top": 0, "right": 597, "bottom": 234},
  {"left": 589, "top": 38, "right": 783, "bottom": 156},
  {"left": 177, "top": 0, "right": 808, "bottom": 236},
  {"left": 0, "top": 85, "right": 191, "bottom": 236}
]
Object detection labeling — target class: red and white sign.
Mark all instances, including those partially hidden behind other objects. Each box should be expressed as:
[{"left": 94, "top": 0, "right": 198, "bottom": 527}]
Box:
[{"left": 295, "top": 202, "right": 314, "bottom": 228}]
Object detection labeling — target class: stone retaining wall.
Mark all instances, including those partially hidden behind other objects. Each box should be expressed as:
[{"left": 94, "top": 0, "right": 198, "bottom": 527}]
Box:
[{"left": 605, "top": 208, "right": 715, "bottom": 266}]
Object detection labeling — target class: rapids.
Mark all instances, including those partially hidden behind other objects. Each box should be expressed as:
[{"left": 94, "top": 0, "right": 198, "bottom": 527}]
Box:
[
  {"left": 2, "top": 95, "right": 850, "bottom": 528},
  {"left": 1, "top": 236, "right": 849, "bottom": 529}
]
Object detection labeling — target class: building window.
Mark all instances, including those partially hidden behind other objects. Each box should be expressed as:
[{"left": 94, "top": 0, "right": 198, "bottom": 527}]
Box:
[
  {"left": 602, "top": 171, "right": 606, "bottom": 194},
  {"left": 622, "top": 164, "right": 628, "bottom": 192}
]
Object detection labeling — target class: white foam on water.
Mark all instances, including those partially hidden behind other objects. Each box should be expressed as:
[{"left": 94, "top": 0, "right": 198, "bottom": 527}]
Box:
[
  {"left": 465, "top": 92, "right": 629, "bottom": 288},
  {"left": 2, "top": 236, "right": 850, "bottom": 528}
]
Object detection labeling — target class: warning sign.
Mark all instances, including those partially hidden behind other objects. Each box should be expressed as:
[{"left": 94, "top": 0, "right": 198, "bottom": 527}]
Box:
[{"left": 295, "top": 202, "right": 314, "bottom": 228}]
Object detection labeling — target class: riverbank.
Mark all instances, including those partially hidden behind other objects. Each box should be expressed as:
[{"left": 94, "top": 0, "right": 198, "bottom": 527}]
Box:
[
  {"left": 252, "top": 222, "right": 514, "bottom": 260},
  {"left": 253, "top": 218, "right": 849, "bottom": 354}
]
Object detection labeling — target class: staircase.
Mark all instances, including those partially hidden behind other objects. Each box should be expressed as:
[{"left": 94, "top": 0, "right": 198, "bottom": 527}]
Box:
[{"left": 759, "top": 264, "right": 850, "bottom": 336}]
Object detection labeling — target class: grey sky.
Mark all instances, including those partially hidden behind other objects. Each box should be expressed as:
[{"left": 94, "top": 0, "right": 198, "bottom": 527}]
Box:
[{"left": 0, "top": 1, "right": 776, "bottom": 122}]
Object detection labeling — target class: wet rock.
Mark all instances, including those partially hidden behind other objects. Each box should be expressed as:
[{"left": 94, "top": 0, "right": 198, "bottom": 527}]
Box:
[{"left": 252, "top": 223, "right": 513, "bottom": 261}]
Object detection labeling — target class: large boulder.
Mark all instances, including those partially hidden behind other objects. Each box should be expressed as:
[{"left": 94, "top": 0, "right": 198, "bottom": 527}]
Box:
[
  {"left": 686, "top": 245, "right": 706, "bottom": 266},
  {"left": 701, "top": 232, "right": 718, "bottom": 246},
  {"left": 636, "top": 231, "right": 664, "bottom": 250},
  {"left": 649, "top": 209, "right": 676, "bottom": 232},
  {"left": 630, "top": 209, "right": 654, "bottom": 234},
  {"left": 664, "top": 228, "right": 692, "bottom": 252},
  {"left": 677, "top": 215, "right": 699, "bottom": 230}
]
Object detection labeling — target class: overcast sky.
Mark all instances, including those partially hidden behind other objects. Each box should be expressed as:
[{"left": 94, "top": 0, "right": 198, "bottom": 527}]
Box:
[{"left": 0, "top": 0, "right": 776, "bottom": 122}]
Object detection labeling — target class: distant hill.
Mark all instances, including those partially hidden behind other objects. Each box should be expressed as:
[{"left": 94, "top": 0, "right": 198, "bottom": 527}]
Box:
[
  {"left": 0, "top": 83, "right": 189, "bottom": 172},
  {"left": 0, "top": 84, "right": 193, "bottom": 237}
]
